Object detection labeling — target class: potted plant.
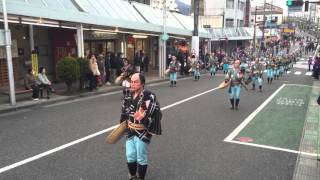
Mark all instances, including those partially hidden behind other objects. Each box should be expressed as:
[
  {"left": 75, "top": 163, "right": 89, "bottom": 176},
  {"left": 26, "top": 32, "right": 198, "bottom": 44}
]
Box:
[{"left": 57, "top": 56, "right": 80, "bottom": 92}]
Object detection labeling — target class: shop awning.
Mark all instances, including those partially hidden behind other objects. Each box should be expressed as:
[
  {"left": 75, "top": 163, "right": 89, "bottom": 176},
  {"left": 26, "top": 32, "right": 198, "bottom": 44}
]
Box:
[
  {"left": 244, "top": 27, "right": 263, "bottom": 39},
  {"left": 0, "top": 0, "right": 162, "bottom": 33},
  {"left": 210, "top": 27, "right": 255, "bottom": 41},
  {"left": 172, "top": 12, "right": 210, "bottom": 38},
  {"left": 132, "top": 2, "right": 192, "bottom": 36}
]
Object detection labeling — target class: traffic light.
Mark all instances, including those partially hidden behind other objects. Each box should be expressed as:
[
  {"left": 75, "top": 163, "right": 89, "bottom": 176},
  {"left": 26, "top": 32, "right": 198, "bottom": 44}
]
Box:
[
  {"left": 305, "top": 1, "right": 309, "bottom": 11},
  {"left": 287, "top": 0, "right": 304, "bottom": 7}
]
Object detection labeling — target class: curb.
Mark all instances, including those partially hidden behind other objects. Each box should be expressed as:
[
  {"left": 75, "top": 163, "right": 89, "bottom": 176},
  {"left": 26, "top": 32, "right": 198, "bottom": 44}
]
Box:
[{"left": 0, "top": 75, "right": 189, "bottom": 114}]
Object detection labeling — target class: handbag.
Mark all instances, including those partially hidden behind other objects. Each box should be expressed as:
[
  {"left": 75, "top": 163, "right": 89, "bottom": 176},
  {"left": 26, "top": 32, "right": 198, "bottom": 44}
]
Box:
[{"left": 105, "top": 120, "right": 127, "bottom": 144}]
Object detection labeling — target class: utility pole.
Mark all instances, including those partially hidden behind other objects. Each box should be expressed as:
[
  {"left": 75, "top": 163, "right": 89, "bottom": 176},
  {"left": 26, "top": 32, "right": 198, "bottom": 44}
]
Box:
[
  {"left": 192, "top": 0, "right": 200, "bottom": 57},
  {"left": 2, "top": 0, "right": 16, "bottom": 105},
  {"left": 253, "top": 6, "right": 257, "bottom": 56},
  {"left": 261, "top": 0, "right": 266, "bottom": 52}
]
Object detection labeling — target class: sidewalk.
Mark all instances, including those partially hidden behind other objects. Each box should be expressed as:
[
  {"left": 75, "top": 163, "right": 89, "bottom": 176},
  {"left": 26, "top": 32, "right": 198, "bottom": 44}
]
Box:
[
  {"left": 0, "top": 70, "right": 174, "bottom": 114},
  {"left": 292, "top": 80, "right": 320, "bottom": 180}
]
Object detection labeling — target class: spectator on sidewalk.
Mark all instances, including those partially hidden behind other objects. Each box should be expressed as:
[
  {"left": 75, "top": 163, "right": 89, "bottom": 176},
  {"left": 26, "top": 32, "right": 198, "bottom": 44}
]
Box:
[
  {"left": 105, "top": 52, "right": 112, "bottom": 85},
  {"left": 308, "top": 56, "right": 313, "bottom": 71},
  {"left": 134, "top": 52, "right": 141, "bottom": 73},
  {"left": 37, "top": 67, "right": 53, "bottom": 99},
  {"left": 24, "top": 69, "right": 39, "bottom": 100},
  {"left": 97, "top": 54, "right": 105, "bottom": 86},
  {"left": 142, "top": 53, "right": 149, "bottom": 73},
  {"left": 89, "top": 55, "right": 100, "bottom": 91},
  {"left": 313, "top": 57, "right": 320, "bottom": 80}
]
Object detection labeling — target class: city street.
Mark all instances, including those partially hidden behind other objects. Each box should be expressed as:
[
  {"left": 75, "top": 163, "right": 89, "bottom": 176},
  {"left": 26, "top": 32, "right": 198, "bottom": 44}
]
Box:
[{"left": 0, "top": 66, "right": 315, "bottom": 180}]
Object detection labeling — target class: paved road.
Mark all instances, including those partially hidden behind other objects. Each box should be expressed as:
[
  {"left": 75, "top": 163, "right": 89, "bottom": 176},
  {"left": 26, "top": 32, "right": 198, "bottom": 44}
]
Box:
[{"left": 0, "top": 66, "right": 314, "bottom": 180}]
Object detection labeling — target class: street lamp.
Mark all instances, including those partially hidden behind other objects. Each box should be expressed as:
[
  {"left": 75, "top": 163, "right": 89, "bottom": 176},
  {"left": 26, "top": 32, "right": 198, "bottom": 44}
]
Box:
[{"left": 152, "top": 0, "right": 174, "bottom": 78}]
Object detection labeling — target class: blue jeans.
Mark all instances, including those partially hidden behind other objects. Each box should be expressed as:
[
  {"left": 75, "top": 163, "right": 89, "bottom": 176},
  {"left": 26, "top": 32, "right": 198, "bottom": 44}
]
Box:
[
  {"left": 229, "top": 85, "right": 241, "bottom": 99},
  {"left": 170, "top": 72, "right": 177, "bottom": 81},
  {"left": 126, "top": 136, "right": 149, "bottom": 165}
]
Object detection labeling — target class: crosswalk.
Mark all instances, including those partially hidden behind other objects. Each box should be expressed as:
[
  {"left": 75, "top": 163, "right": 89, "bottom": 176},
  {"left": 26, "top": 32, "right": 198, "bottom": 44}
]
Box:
[
  {"left": 287, "top": 71, "right": 312, "bottom": 76},
  {"left": 262, "top": 70, "right": 313, "bottom": 76}
]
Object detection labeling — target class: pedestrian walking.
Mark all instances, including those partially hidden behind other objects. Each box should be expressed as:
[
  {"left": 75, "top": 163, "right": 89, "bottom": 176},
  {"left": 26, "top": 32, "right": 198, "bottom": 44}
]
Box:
[
  {"left": 251, "top": 58, "right": 264, "bottom": 92},
  {"left": 168, "top": 55, "right": 179, "bottom": 87},
  {"left": 120, "top": 73, "right": 159, "bottom": 180},
  {"left": 225, "top": 60, "right": 244, "bottom": 110}
]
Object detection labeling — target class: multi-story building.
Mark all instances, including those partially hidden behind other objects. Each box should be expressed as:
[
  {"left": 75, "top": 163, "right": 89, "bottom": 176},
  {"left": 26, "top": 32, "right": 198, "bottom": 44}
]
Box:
[
  {"left": 192, "top": 0, "right": 247, "bottom": 28},
  {"left": 251, "top": 3, "right": 283, "bottom": 37}
]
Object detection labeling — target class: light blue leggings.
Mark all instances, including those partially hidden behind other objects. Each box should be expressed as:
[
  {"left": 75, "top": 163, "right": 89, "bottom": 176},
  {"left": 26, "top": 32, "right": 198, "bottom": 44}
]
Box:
[
  {"left": 170, "top": 72, "right": 177, "bottom": 81},
  {"left": 126, "top": 136, "right": 149, "bottom": 165},
  {"left": 229, "top": 85, "right": 241, "bottom": 99},
  {"left": 252, "top": 75, "right": 263, "bottom": 86},
  {"left": 267, "top": 69, "right": 273, "bottom": 78}
]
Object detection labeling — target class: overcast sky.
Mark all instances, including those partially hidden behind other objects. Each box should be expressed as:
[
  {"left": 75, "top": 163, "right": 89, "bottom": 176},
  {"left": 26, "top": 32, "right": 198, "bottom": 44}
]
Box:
[{"left": 177, "top": 0, "right": 191, "bottom": 4}]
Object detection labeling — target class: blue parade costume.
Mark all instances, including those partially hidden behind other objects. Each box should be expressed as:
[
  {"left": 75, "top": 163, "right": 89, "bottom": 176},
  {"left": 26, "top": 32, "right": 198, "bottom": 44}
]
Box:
[
  {"left": 209, "top": 62, "right": 217, "bottom": 77},
  {"left": 251, "top": 61, "right": 264, "bottom": 92},
  {"left": 225, "top": 66, "right": 244, "bottom": 110},
  {"left": 168, "top": 60, "right": 179, "bottom": 87},
  {"left": 223, "top": 61, "right": 229, "bottom": 74},
  {"left": 265, "top": 60, "right": 274, "bottom": 84},
  {"left": 274, "top": 60, "right": 280, "bottom": 80},
  {"left": 193, "top": 62, "right": 201, "bottom": 81}
]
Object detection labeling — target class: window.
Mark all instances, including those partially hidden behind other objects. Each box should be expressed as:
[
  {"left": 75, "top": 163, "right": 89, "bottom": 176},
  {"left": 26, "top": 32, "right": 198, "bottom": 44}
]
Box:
[
  {"left": 226, "top": 0, "right": 234, "bottom": 9},
  {"left": 239, "top": 2, "right": 245, "bottom": 10},
  {"left": 226, "top": 19, "right": 234, "bottom": 27}
]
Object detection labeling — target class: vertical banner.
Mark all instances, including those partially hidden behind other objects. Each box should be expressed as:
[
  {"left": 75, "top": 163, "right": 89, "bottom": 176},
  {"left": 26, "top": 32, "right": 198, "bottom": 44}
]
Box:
[{"left": 31, "top": 50, "right": 38, "bottom": 76}]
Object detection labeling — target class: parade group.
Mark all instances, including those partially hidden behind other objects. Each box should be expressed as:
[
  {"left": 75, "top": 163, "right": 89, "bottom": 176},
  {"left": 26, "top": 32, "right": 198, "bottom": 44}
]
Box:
[{"left": 82, "top": 41, "right": 320, "bottom": 112}]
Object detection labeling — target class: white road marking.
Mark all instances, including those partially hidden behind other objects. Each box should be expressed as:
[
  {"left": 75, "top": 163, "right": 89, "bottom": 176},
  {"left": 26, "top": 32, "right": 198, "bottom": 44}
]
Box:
[
  {"left": 294, "top": 71, "right": 302, "bottom": 75},
  {"left": 147, "top": 77, "right": 192, "bottom": 87},
  {"left": 0, "top": 86, "right": 221, "bottom": 174},
  {"left": 224, "top": 84, "right": 286, "bottom": 142},
  {"left": 286, "top": 84, "right": 320, "bottom": 89},
  {"left": 287, "top": 71, "right": 291, "bottom": 74},
  {"left": 305, "top": 72, "right": 312, "bottom": 76},
  {"left": 224, "top": 83, "right": 318, "bottom": 157},
  {"left": 43, "top": 91, "right": 122, "bottom": 108},
  {"left": 225, "top": 140, "right": 318, "bottom": 157}
]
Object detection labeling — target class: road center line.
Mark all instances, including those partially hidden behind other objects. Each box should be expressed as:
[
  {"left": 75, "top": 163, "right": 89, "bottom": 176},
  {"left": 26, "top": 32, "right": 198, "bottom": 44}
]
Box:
[
  {"left": 0, "top": 86, "right": 221, "bottom": 174},
  {"left": 224, "top": 84, "right": 286, "bottom": 142}
]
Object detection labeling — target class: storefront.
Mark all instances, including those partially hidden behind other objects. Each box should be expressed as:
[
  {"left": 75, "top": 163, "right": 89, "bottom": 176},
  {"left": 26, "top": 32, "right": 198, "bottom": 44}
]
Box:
[{"left": 83, "top": 31, "right": 118, "bottom": 57}]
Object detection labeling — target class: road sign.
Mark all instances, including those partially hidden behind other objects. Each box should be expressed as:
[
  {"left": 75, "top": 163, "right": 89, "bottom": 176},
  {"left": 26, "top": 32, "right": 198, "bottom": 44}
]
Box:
[
  {"left": 0, "top": 29, "right": 11, "bottom": 46},
  {"left": 161, "top": 33, "right": 169, "bottom": 41},
  {"left": 288, "top": 6, "right": 303, "bottom": 13}
]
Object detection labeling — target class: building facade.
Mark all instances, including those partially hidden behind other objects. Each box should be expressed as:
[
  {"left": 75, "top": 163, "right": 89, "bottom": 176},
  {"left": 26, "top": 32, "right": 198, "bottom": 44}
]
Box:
[{"left": 192, "top": 0, "right": 247, "bottom": 28}]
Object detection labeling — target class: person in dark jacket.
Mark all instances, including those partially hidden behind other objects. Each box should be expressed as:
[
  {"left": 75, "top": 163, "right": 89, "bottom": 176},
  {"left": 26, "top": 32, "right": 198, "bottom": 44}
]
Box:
[
  {"left": 105, "top": 52, "right": 112, "bottom": 85},
  {"left": 313, "top": 57, "right": 320, "bottom": 80},
  {"left": 134, "top": 52, "right": 141, "bottom": 72},
  {"left": 24, "top": 69, "right": 39, "bottom": 100},
  {"left": 120, "top": 73, "right": 158, "bottom": 180}
]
